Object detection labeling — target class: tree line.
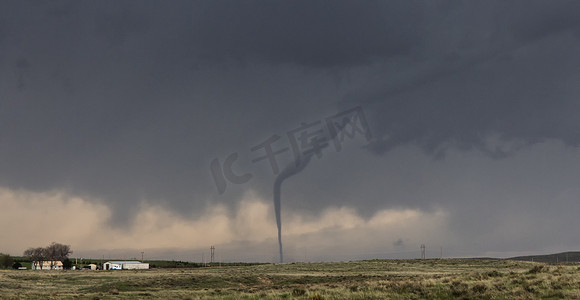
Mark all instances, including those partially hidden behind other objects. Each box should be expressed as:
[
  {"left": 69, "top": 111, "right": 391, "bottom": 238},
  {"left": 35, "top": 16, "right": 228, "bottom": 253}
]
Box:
[
  {"left": 23, "top": 242, "right": 72, "bottom": 270},
  {"left": 0, "top": 253, "right": 15, "bottom": 269}
]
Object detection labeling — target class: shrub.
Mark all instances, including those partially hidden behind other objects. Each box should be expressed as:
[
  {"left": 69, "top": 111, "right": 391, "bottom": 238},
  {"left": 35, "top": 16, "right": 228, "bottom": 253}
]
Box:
[
  {"left": 528, "top": 265, "right": 544, "bottom": 274},
  {"left": 0, "top": 254, "right": 14, "bottom": 269},
  {"left": 450, "top": 282, "right": 469, "bottom": 297},
  {"left": 63, "top": 258, "right": 73, "bottom": 270},
  {"left": 472, "top": 284, "right": 487, "bottom": 293},
  {"left": 523, "top": 282, "right": 535, "bottom": 293}
]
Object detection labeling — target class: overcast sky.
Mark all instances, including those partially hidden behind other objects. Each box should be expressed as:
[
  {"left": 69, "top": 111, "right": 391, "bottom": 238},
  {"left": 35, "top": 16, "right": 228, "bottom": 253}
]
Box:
[{"left": 1, "top": 0, "right": 580, "bottom": 262}]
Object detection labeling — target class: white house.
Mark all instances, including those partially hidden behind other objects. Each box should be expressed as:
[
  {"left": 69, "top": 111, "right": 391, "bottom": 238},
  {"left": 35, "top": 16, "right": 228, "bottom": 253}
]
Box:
[
  {"left": 103, "top": 261, "right": 149, "bottom": 270},
  {"left": 32, "top": 261, "right": 63, "bottom": 270}
]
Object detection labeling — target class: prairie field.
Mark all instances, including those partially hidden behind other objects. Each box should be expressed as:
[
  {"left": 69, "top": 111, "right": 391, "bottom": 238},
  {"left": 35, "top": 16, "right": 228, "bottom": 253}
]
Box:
[{"left": 1, "top": 259, "right": 579, "bottom": 299}]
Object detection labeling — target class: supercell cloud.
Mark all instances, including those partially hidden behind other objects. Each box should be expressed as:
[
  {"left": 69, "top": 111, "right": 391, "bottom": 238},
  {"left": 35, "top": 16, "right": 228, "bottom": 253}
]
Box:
[{"left": 0, "top": 0, "right": 580, "bottom": 261}]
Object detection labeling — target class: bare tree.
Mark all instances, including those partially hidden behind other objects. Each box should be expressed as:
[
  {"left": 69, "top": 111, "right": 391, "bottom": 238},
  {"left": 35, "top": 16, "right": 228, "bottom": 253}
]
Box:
[
  {"left": 46, "top": 242, "right": 72, "bottom": 265},
  {"left": 24, "top": 247, "right": 46, "bottom": 270},
  {"left": 24, "top": 243, "right": 72, "bottom": 270},
  {"left": 45, "top": 244, "right": 57, "bottom": 269}
]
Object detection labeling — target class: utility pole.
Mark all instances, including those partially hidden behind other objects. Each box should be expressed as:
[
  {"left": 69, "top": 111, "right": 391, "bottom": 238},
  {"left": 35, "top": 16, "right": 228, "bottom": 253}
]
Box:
[
  {"left": 210, "top": 246, "right": 215, "bottom": 264},
  {"left": 421, "top": 244, "right": 426, "bottom": 259}
]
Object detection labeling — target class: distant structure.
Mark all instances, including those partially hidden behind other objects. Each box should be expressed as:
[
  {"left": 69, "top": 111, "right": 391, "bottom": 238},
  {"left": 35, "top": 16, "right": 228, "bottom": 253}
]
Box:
[
  {"left": 103, "top": 261, "right": 149, "bottom": 270},
  {"left": 421, "top": 244, "right": 426, "bottom": 259},
  {"left": 210, "top": 246, "right": 215, "bottom": 263},
  {"left": 32, "top": 261, "right": 63, "bottom": 270}
]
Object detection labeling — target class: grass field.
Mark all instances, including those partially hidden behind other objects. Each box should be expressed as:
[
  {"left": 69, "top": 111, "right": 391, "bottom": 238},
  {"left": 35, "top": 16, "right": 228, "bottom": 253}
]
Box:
[{"left": 1, "top": 259, "right": 579, "bottom": 299}]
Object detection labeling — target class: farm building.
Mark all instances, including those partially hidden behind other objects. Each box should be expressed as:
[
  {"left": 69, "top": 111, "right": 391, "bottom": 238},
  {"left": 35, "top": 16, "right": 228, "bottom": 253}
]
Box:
[
  {"left": 103, "top": 261, "right": 149, "bottom": 270},
  {"left": 31, "top": 261, "right": 63, "bottom": 270}
]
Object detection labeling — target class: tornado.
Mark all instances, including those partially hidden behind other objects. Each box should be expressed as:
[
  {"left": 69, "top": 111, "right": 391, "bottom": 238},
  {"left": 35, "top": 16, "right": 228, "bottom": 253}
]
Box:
[
  {"left": 272, "top": 112, "right": 355, "bottom": 263},
  {"left": 273, "top": 154, "right": 312, "bottom": 263}
]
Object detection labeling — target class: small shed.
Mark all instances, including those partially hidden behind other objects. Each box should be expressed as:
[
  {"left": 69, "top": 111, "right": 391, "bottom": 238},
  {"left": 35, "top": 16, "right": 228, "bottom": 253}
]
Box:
[{"left": 103, "top": 261, "right": 149, "bottom": 270}]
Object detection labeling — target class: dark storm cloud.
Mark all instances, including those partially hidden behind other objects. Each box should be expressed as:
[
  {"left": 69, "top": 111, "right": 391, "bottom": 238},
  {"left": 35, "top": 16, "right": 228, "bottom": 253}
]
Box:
[
  {"left": 186, "top": 0, "right": 424, "bottom": 68},
  {"left": 0, "top": 0, "right": 425, "bottom": 223},
  {"left": 344, "top": 1, "right": 580, "bottom": 158},
  {"left": 513, "top": 1, "right": 580, "bottom": 42},
  {"left": 0, "top": 0, "right": 423, "bottom": 68},
  {"left": 1, "top": 0, "right": 580, "bottom": 260}
]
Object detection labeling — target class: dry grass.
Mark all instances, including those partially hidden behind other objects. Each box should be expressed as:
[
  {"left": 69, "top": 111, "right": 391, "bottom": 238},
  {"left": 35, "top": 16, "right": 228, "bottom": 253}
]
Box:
[{"left": 1, "top": 259, "right": 579, "bottom": 299}]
